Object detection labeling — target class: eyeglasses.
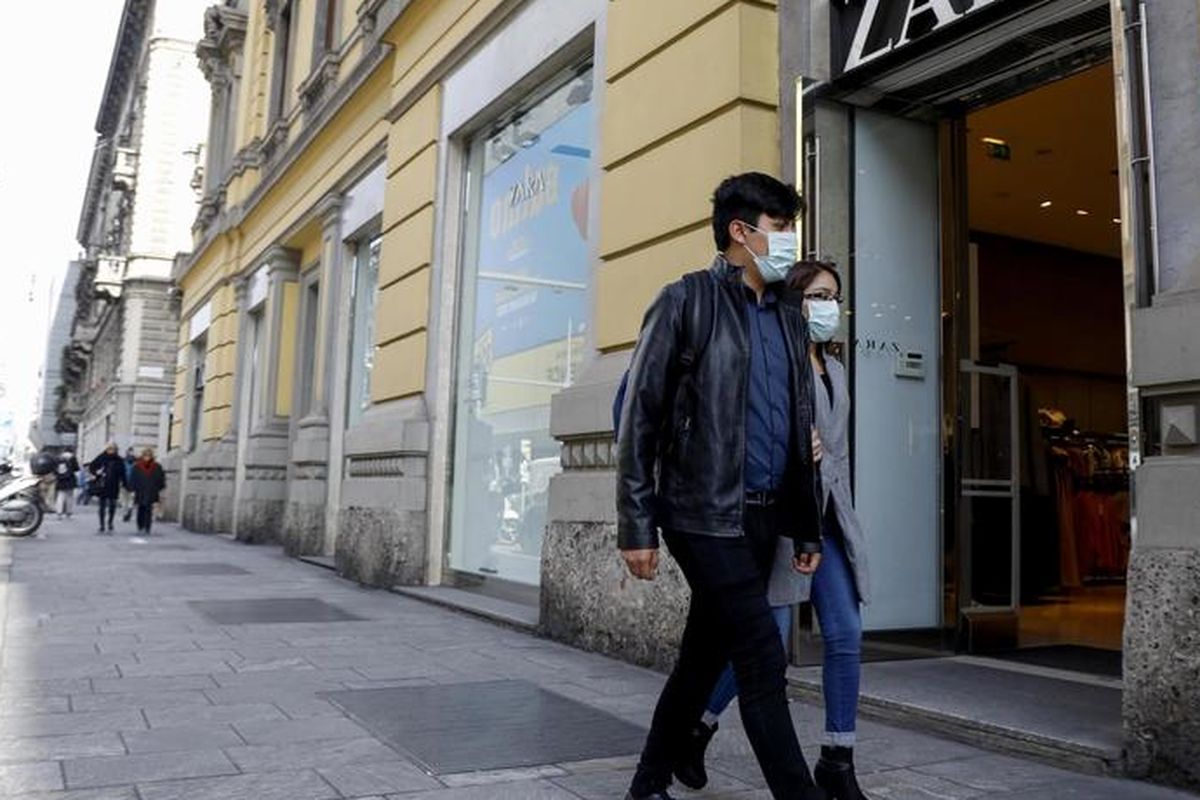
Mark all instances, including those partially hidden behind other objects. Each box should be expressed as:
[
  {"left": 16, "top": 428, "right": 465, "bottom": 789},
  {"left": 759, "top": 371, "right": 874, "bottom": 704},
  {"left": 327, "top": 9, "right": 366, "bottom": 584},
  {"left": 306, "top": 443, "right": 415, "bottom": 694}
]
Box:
[{"left": 803, "top": 291, "right": 842, "bottom": 303}]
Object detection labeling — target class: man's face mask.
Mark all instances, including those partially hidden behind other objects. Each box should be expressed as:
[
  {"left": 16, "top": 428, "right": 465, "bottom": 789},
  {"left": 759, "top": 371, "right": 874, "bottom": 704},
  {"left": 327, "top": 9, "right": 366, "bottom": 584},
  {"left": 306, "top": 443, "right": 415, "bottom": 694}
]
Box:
[{"left": 740, "top": 221, "right": 797, "bottom": 283}]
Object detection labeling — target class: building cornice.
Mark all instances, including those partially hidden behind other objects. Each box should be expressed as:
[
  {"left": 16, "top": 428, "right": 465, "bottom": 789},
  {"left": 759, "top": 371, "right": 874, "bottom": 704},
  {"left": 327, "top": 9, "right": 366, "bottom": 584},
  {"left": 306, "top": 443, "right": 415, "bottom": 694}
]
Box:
[
  {"left": 96, "top": 0, "right": 152, "bottom": 138},
  {"left": 183, "top": 39, "right": 393, "bottom": 279},
  {"left": 197, "top": 3, "right": 249, "bottom": 85}
]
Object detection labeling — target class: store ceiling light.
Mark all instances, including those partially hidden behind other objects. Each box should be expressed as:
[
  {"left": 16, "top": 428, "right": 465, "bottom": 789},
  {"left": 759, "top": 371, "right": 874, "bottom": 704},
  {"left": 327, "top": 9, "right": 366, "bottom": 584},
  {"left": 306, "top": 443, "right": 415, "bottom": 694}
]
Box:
[
  {"left": 1112, "top": 217, "right": 1122, "bottom": 224},
  {"left": 1040, "top": 200, "right": 1053, "bottom": 208},
  {"left": 1076, "top": 209, "right": 1090, "bottom": 216},
  {"left": 982, "top": 137, "right": 1007, "bottom": 146}
]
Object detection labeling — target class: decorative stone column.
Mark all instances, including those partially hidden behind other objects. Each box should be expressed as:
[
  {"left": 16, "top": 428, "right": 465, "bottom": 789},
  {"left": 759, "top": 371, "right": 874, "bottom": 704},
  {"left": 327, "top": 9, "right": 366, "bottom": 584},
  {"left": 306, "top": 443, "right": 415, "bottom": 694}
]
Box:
[
  {"left": 282, "top": 195, "right": 343, "bottom": 556},
  {"left": 234, "top": 248, "right": 297, "bottom": 543},
  {"left": 1123, "top": 1, "right": 1200, "bottom": 790},
  {"left": 540, "top": 354, "right": 689, "bottom": 671}
]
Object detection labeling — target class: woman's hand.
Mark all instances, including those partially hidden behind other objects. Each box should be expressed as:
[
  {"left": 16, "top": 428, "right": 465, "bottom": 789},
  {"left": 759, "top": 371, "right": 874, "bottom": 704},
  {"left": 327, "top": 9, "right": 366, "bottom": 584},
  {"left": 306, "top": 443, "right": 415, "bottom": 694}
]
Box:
[{"left": 793, "top": 552, "right": 822, "bottom": 575}]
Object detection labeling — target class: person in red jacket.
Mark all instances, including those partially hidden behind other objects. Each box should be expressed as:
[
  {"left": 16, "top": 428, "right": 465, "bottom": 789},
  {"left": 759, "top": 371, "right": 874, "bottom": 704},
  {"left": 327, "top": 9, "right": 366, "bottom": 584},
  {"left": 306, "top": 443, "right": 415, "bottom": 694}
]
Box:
[{"left": 128, "top": 448, "right": 166, "bottom": 535}]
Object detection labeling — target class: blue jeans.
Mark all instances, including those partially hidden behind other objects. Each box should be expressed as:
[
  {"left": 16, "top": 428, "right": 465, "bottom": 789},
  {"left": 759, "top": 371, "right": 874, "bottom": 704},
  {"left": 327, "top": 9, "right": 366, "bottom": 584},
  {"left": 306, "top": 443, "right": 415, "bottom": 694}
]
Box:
[{"left": 705, "top": 526, "right": 863, "bottom": 746}]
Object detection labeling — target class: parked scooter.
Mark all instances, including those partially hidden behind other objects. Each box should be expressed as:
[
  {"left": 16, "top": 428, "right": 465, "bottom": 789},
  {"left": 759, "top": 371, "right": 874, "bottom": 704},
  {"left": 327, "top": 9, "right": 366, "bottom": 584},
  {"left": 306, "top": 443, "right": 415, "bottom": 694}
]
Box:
[{"left": 0, "top": 460, "right": 46, "bottom": 537}]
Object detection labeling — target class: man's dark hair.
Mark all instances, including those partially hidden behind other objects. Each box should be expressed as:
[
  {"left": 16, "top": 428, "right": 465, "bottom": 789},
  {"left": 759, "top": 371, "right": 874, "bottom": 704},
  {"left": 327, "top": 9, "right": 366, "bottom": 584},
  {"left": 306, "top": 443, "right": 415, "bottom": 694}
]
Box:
[{"left": 711, "top": 172, "right": 805, "bottom": 251}]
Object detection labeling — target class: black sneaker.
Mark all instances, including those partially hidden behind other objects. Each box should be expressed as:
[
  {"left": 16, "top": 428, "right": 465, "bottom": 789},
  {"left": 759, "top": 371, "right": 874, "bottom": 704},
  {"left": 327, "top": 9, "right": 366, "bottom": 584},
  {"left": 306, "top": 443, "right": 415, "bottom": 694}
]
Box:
[{"left": 672, "top": 721, "right": 717, "bottom": 789}]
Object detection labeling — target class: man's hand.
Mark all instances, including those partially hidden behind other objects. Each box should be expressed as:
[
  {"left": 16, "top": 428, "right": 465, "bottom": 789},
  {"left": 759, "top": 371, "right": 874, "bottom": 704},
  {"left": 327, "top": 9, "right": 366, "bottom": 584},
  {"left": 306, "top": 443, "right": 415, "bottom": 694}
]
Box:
[
  {"left": 793, "top": 552, "right": 822, "bottom": 575},
  {"left": 812, "top": 427, "right": 823, "bottom": 464},
  {"left": 622, "top": 548, "right": 660, "bottom": 581}
]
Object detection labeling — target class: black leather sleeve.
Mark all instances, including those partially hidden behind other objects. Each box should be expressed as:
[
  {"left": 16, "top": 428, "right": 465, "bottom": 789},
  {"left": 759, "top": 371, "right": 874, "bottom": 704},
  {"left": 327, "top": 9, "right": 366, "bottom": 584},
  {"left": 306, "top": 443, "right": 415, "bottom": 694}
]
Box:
[{"left": 616, "top": 282, "right": 685, "bottom": 551}]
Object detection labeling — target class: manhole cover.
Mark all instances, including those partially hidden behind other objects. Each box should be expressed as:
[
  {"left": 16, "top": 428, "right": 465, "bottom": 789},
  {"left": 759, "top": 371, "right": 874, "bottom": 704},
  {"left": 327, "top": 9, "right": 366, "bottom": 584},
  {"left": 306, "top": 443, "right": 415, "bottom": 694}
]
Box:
[
  {"left": 140, "top": 563, "right": 249, "bottom": 576},
  {"left": 189, "top": 597, "right": 364, "bottom": 624},
  {"left": 322, "top": 680, "right": 644, "bottom": 774}
]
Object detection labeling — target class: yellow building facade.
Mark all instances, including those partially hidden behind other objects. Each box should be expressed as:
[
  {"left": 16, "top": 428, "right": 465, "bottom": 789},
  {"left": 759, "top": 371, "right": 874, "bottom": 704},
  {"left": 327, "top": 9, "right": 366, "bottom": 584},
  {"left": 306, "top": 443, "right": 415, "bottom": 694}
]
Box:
[{"left": 172, "top": 0, "right": 780, "bottom": 622}]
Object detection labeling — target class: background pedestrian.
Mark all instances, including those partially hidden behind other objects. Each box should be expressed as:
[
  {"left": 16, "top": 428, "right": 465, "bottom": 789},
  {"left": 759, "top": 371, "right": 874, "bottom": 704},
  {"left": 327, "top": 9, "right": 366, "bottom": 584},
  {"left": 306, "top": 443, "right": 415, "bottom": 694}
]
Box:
[
  {"left": 88, "top": 443, "right": 125, "bottom": 534},
  {"left": 128, "top": 448, "right": 166, "bottom": 535}
]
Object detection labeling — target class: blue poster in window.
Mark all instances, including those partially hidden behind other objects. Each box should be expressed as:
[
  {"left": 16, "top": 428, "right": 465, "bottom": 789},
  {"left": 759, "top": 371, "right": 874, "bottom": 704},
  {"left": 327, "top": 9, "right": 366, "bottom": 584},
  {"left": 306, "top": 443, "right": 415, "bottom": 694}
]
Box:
[{"left": 472, "top": 99, "right": 595, "bottom": 366}]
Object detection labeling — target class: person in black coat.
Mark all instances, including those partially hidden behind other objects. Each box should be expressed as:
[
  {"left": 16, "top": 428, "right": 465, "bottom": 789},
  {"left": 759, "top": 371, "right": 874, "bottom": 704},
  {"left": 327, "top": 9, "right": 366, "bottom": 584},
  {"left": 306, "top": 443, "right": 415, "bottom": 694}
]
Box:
[
  {"left": 128, "top": 448, "right": 166, "bottom": 535},
  {"left": 89, "top": 444, "right": 126, "bottom": 534}
]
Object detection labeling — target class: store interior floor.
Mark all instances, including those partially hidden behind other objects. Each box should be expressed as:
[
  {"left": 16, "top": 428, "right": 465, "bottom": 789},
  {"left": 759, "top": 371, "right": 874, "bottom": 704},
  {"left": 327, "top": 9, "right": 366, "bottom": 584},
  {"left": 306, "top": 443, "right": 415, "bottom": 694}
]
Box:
[{"left": 1019, "top": 584, "right": 1125, "bottom": 651}]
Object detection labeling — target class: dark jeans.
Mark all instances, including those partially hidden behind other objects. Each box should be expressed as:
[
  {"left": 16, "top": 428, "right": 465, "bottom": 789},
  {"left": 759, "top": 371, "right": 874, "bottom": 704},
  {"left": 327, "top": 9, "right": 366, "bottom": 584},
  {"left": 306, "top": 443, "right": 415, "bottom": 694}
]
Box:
[
  {"left": 98, "top": 496, "right": 117, "bottom": 530},
  {"left": 136, "top": 504, "right": 154, "bottom": 534},
  {"left": 632, "top": 504, "right": 814, "bottom": 798}
]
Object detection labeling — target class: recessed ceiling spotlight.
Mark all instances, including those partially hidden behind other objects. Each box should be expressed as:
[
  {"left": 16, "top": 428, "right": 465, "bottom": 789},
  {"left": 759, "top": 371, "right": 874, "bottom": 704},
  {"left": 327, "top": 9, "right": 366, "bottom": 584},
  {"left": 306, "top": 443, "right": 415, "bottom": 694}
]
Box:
[
  {"left": 1076, "top": 209, "right": 1090, "bottom": 216},
  {"left": 1112, "top": 217, "right": 1122, "bottom": 224},
  {"left": 1040, "top": 200, "right": 1053, "bottom": 209},
  {"left": 982, "top": 137, "right": 1007, "bottom": 146}
]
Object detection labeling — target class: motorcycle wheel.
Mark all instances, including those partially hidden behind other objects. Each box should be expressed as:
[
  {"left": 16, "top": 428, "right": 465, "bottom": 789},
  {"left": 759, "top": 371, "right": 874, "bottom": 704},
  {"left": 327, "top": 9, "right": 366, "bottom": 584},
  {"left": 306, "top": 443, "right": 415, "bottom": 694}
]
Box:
[{"left": 3, "top": 503, "right": 43, "bottom": 537}]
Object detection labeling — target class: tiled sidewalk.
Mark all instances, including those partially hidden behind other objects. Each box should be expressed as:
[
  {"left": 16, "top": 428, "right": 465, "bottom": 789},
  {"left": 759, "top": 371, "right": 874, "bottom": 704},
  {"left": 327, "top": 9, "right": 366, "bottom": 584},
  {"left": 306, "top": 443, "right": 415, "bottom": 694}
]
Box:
[{"left": 0, "top": 514, "right": 1193, "bottom": 799}]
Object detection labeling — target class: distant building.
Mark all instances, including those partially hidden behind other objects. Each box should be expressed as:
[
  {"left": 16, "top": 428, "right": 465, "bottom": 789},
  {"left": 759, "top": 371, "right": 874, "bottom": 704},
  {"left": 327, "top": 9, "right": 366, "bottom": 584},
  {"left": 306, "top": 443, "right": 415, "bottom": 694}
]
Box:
[
  {"left": 29, "top": 261, "right": 83, "bottom": 453},
  {"left": 58, "top": 0, "right": 211, "bottom": 462}
]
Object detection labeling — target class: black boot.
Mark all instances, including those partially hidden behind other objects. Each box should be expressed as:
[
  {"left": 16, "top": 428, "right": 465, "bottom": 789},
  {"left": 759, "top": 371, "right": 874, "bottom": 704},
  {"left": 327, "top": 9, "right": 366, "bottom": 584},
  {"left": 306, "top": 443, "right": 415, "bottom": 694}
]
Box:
[
  {"left": 624, "top": 790, "right": 674, "bottom": 800},
  {"left": 672, "top": 721, "right": 717, "bottom": 790},
  {"left": 815, "top": 746, "right": 871, "bottom": 800}
]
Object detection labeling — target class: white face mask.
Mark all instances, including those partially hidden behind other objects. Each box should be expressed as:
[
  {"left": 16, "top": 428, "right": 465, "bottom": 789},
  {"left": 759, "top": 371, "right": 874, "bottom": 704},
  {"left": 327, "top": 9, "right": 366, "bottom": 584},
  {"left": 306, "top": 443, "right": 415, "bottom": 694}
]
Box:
[
  {"left": 741, "top": 222, "right": 797, "bottom": 284},
  {"left": 806, "top": 299, "right": 840, "bottom": 343}
]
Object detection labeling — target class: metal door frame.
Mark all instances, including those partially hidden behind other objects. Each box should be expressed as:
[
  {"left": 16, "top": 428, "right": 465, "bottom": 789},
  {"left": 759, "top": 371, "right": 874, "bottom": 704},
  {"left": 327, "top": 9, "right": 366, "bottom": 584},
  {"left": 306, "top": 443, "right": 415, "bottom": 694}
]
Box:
[{"left": 958, "top": 360, "right": 1021, "bottom": 613}]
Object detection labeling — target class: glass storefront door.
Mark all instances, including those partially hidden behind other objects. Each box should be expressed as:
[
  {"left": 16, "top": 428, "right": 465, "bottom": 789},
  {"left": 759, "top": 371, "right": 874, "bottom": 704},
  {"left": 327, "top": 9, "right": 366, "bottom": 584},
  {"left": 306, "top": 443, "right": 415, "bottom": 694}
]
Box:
[{"left": 448, "top": 65, "right": 596, "bottom": 587}]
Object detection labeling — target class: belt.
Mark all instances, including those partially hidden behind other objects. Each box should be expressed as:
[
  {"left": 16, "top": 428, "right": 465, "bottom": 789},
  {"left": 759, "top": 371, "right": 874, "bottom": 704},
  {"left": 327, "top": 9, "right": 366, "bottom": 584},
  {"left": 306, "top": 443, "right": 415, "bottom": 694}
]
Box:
[{"left": 744, "top": 489, "right": 780, "bottom": 507}]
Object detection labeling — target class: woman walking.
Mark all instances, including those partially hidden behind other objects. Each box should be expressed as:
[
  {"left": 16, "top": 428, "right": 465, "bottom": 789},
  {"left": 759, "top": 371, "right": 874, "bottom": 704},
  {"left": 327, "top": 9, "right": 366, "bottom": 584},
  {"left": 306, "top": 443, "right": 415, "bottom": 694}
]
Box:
[
  {"left": 89, "top": 444, "right": 126, "bottom": 534},
  {"left": 128, "top": 448, "right": 166, "bottom": 535},
  {"left": 674, "top": 261, "right": 872, "bottom": 800}
]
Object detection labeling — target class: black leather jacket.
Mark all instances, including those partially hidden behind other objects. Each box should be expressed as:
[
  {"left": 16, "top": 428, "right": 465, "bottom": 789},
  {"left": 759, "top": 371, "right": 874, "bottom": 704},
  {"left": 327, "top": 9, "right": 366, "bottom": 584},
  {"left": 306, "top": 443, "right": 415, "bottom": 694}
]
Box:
[{"left": 617, "top": 256, "right": 823, "bottom": 552}]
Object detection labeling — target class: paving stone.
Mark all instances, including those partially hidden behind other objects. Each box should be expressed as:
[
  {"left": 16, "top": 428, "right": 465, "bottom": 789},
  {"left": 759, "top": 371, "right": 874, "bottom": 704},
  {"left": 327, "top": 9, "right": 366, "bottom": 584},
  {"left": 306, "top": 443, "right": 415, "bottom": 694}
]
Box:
[
  {"left": 232, "top": 716, "right": 369, "bottom": 745},
  {"left": 69, "top": 690, "right": 212, "bottom": 712},
  {"left": 0, "top": 709, "right": 146, "bottom": 737},
  {"left": 146, "top": 702, "right": 285, "bottom": 728},
  {"left": 0, "top": 732, "right": 126, "bottom": 763},
  {"left": 999, "top": 776, "right": 1200, "bottom": 800},
  {"left": 138, "top": 563, "right": 249, "bottom": 577},
  {"left": 0, "top": 761, "right": 66, "bottom": 794},
  {"left": 913, "top": 753, "right": 1080, "bottom": 792},
  {"left": 224, "top": 737, "right": 400, "bottom": 772},
  {"left": 63, "top": 749, "right": 239, "bottom": 789},
  {"left": 120, "top": 723, "right": 245, "bottom": 753},
  {"left": 91, "top": 675, "right": 218, "bottom": 694},
  {"left": 381, "top": 780, "right": 580, "bottom": 799},
  {"left": 858, "top": 768, "right": 987, "bottom": 799},
  {"left": 0, "top": 678, "right": 94, "bottom": 697},
  {"left": 189, "top": 598, "right": 364, "bottom": 625},
  {"left": 136, "top": 769, "right": 339, "bottom": 800},
  {"left": 1, "top": 788, "right": 139, "bottom": 800},
  {"left": 0, "top": 694, "right": 70, "bottom": 716},
  {"left": 317, "top": 760, "right": 443, "bottom": 796}
]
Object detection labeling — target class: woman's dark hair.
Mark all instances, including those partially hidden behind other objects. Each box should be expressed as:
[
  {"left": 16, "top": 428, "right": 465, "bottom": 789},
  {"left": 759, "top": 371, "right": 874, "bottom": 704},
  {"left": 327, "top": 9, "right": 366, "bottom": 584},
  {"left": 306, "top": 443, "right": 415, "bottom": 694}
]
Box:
[
  {"left": 788, "top": 260, "right": 844, "bottom": 358},
  {"left": 787, "top": 260, "right": 842, "bottom": 296},
  {"left": 711, "top": 173, "right": 805, "bottom": 251}
]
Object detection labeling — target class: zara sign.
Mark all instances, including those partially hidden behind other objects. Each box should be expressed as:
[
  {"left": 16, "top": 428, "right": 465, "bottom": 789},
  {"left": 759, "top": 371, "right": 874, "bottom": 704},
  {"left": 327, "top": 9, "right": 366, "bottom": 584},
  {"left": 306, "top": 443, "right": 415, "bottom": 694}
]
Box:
[{"left": 835, "top": 0, "right": 1006, "bottom": 75}]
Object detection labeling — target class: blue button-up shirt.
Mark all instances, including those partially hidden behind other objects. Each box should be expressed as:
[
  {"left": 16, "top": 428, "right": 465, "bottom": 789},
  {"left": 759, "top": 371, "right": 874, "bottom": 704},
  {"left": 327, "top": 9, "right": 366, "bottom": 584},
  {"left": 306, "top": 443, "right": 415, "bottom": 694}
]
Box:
[{"left": 744, "top": 287, "right": 792, "bottom": 491}]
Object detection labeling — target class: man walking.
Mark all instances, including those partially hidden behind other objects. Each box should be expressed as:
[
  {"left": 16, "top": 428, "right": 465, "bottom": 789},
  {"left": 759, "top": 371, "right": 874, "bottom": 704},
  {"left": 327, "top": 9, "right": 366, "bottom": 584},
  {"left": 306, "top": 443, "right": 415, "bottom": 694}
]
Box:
[{"left": 617, "top": 172, "right": 826, "bottom": 800}]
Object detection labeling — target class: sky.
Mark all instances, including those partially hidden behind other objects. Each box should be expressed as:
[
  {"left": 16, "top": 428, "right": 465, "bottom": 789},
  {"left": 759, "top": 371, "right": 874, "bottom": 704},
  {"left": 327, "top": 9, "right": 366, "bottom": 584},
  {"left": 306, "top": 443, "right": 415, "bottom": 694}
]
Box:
[{"left": 0, "top": 0, "right": 126, "bottom": 454}]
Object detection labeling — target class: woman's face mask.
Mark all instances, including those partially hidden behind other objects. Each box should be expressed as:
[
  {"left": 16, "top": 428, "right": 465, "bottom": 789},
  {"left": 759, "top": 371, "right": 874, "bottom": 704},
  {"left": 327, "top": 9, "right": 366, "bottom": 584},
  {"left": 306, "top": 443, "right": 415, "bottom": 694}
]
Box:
[{"left": 805, "top": 299, "right": 841, "bottom": 343}]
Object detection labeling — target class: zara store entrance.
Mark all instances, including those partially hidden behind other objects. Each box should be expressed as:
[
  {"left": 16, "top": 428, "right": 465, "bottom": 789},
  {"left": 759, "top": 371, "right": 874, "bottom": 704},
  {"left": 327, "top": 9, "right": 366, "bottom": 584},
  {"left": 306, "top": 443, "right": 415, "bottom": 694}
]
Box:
[{"left": 798, "top": 0, "right": 1134, "bottom": 669}]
